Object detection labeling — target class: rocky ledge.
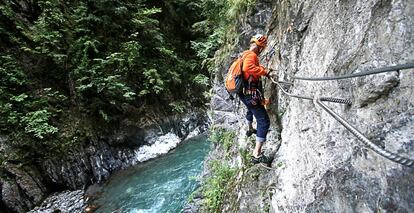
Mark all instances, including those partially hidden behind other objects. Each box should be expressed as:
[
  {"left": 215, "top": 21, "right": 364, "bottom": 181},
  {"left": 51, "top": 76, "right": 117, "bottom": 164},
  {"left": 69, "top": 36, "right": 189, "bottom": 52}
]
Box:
[{"left": 27, "top": 190, "right": 86, "bottom": 213}]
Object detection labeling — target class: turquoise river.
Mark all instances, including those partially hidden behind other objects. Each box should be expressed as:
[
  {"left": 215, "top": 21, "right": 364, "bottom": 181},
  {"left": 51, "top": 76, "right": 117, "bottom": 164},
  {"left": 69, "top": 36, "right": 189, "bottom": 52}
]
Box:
[{"left": 91, "top": 135, "right": 211, "bottom": 213}]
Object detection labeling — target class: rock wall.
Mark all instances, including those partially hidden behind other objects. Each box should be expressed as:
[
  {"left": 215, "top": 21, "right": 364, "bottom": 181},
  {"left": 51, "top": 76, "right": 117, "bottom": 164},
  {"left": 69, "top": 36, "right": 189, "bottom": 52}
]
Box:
[
  {"left": 1, "top": 112, "right": 207, "bottom": 213},
  {"left": 208, "top": 0, "right": 414, "bottom": 212}
]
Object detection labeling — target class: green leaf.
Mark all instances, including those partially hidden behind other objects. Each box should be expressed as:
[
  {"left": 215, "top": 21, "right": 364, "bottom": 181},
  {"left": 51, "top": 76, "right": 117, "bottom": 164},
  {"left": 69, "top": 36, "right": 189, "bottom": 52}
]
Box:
[
  {"left": 21, "top": 110, "right": 58, "bottom": 139},
  {"left": 123, "top": 91, "right": 136, "bottom": 100},
  {"left": 10, "top": 93, "right": 28, "bottom": 102},
  {"left": 193, "top": 74, "right": 209, "bottom": 87}
]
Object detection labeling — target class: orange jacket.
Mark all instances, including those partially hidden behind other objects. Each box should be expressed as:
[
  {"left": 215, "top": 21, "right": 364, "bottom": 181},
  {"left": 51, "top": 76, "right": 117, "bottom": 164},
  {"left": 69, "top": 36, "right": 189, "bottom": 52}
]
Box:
[{"left": 241, "top": 50, "right": 267, "bottom": 82}]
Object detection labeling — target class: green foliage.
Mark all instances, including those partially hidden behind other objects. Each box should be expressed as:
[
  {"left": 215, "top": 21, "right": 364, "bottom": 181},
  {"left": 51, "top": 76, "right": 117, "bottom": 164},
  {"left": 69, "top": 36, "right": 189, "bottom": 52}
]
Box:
[
  {"left": 209, "top": 128, "right": 236, "bottom": 152},
  {"left": 278, "top": 109, "right": 286, "bottom": 118},
  {"left": 169, "top": 101, "right": 187, "bottom": 114},
  {"left": 139, "top": 69, "right": 164, "bottom": 96},
  {"left": 21, "top": 110, "right": 58, "bottom": 139},
  {"left": 191, "top": 30, "right": 223, "bottom": 59},
  {"left": 202, "top": 160, "right": 237, "bottom": 212},
  {"left": 0, "top": 55, "right": 64, "bottom": 142},
  {"left": 239, "top": 147, "right": 253, "bottom": 168},
  {"left": 264, "top": 203, "right": 271, "bottom": 213},
  {"left": 191, "top": 0, "right": 256, "bottom": 72},
  {"left": 3, "top": 0, "right": 209, "bottom": 116},
  {"left": 187, "top": 186, "right": 201, "bottom": 203},
  {"left": 0, "top": 0, "right": 214, "bottom": 161},
  {"left": 203, "top": 127, "right": 241, "bottom": 211},
  {"left": 276, "top": 161, "right": 286, "bottom": 169},
  {"left": 187, "top": 190, "right": 197, "bottom": 203},
  {"left": 193, "top": 74, "right": 210, "bottom": 87},
  {"left": 226, "top": 0, "right": 257, "bottom": 20},
  {"left": 222, "top": 131, "right": 236, "bottom": 152}
]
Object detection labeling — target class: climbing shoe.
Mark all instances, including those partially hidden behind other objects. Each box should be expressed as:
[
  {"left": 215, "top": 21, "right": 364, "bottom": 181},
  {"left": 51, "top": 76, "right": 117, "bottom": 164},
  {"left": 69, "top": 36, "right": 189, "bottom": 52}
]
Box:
[
  {"left": 251, "top": 154, "right": 271, "bottom": 165},
  {"left": 246, "top": 129, "right": 257, "bottom": 137}
]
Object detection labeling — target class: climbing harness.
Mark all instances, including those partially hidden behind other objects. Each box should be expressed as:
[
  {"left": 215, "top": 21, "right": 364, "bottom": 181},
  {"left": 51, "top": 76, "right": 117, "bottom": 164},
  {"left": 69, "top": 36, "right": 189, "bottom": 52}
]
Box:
[{"left": 268, "top": 62, "right": 414, "bottom": 168}]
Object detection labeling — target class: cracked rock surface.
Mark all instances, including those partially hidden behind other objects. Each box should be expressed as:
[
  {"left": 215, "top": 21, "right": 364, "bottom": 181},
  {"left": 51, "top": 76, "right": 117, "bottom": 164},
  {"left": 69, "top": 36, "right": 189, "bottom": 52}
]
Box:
[{"left": 204, "top": 0, "right": 414, "bottom": 212}]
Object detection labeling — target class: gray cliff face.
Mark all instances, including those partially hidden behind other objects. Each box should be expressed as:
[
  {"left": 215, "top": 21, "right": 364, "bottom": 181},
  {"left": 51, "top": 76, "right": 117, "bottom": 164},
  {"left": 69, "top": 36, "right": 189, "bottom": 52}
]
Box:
[
  {"left": 1, "top": 112, "right": 207, "bottom": 213},
  {"left": 269, "top": 0, "right": 413, "bottom": 212},
  {"left": 209, "top": 0, "right": 413, "bottom": 212},
  {"left": 0, "top": 165, "right": 48, "bottom": 213}
]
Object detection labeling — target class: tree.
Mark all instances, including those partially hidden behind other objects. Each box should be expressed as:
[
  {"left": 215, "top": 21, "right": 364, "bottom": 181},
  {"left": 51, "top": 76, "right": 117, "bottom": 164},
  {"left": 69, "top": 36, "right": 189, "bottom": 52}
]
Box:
[{"left": 0, "top": 0, "right": 214, "bottom": 159}]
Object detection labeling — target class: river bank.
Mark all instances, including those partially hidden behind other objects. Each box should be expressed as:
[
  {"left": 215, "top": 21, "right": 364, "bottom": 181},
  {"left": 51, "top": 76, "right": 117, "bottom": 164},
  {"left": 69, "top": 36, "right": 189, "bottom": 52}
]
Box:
[
  {"left": 5, "top": 112, "right": 208, "bottom": 213},
  {"left": 86, "top": 135, "right": 210, "bottom": 212},
  {"left": 29, "top": 135, "right": 210, "bottom": 213}
]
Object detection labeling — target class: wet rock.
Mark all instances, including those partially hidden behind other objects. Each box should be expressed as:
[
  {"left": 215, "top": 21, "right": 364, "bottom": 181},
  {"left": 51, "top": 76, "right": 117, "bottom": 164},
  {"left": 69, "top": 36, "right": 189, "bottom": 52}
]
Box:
[
  {"left": 84, "top": 204, "right": 98, "bottom": 213},
  {"left": 1, "top": 164, "right": 48, "bottom": 213},
  {"left": 134, "top": 132, "right": 180, "bottom": 162},
  {"left": 183, "top": 190, "right": 204, "bottom": 213},
  {"left": 28, "top": 190, "right": 86, "bottom": 213},
  {"left": 1, "top": 180, "right": 28, "bottom": 213}
]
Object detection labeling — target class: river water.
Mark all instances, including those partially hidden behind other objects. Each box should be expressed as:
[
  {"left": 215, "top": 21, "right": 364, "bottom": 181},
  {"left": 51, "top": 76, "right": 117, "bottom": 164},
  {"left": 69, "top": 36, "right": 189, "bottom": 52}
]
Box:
[{"left": 90, "top": 135, "right": 210, "bottom": 213}]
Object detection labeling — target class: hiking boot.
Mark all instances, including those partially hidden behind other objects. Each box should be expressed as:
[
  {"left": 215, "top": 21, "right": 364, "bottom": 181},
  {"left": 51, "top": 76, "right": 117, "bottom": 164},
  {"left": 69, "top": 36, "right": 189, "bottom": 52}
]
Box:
[
  {"left": 251, "top": 154, "right": 271, "bottom": 165},
  {"left": 246, "top": 129, "right": 257, "bottom": 137}
]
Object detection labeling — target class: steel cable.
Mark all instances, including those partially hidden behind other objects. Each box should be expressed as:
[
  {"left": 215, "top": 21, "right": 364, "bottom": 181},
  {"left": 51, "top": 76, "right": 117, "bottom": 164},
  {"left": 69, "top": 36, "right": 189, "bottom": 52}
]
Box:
[
  {"left": 269, "top": 77, "right": 351, "bottom": 105},
  {"left": 315, "top": 99, "right": 414, "bottom": 168},
  {"left": 268, "top": 76, "right": 413, "bottom": 168},
  {"left": 292, "top": 63, "right": 414, "bottom": 81},
  {"left": 319, "top": 97, "right": 352, "bottom": 105}
]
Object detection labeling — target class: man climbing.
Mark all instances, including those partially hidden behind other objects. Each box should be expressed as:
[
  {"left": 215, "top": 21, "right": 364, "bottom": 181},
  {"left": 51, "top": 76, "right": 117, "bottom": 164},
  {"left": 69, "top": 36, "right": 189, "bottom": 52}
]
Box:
[{"left": 238, "top": 34, "right": 271, "bottom": 164}]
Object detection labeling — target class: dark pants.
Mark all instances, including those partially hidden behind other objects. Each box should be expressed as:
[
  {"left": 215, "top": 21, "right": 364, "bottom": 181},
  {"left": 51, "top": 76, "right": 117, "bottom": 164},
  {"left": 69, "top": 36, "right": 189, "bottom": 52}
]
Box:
[{"left": 239, "top": 94, "right": 270, "bottom": 142}]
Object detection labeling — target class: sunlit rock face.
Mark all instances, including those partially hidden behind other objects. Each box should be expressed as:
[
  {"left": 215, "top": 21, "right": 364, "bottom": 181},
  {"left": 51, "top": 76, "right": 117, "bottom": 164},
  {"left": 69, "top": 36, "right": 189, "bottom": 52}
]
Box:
[
  {"left": 268, "top": 1, "right": 413, "bottom": 212},
  {"left": 208, "top": 0, "right": 414, "bottom": 212}
]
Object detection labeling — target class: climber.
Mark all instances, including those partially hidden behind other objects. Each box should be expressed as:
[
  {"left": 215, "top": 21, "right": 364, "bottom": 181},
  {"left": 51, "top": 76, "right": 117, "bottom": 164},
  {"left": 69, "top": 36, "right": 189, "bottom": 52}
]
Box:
[{"left": 239, "top": 34, "right": 272, "bottom": 164}]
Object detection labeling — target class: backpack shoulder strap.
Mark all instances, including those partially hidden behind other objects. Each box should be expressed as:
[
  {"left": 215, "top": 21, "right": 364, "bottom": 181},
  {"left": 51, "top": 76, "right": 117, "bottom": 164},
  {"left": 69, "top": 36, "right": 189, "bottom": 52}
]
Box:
[
  {"left": 239, "top": 51, "right": 251, "bottom": 72},
  {"left": 240, "top": 51, "right": 256, "bottom": 82}
]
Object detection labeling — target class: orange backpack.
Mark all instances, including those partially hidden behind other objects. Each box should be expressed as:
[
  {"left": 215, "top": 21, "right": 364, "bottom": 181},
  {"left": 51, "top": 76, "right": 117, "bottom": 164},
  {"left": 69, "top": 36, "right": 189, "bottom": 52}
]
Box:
[{"left": 225, "top": 54, "right": 247, "bottom": 96}]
